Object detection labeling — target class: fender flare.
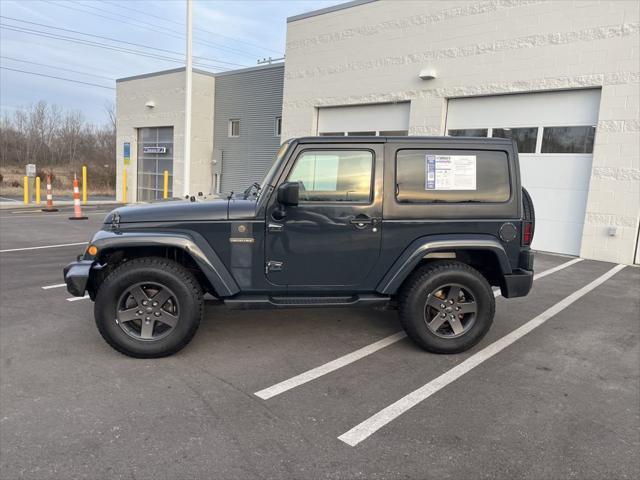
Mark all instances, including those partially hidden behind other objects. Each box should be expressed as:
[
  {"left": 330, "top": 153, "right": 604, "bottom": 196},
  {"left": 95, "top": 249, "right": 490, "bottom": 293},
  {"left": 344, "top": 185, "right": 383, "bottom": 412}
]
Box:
[
  {"left": 376, "top": 234, "right": 512, "bottom": 295},
  {"left": 89, "top": 229, "right": 240, "bottom": 297}
]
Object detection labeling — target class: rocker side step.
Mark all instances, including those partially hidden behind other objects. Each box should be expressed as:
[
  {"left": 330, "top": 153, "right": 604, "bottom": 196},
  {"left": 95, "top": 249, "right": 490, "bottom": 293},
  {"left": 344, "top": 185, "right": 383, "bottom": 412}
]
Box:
[{"left": 224, "top": 294, "right": 390, "bottom": 309}]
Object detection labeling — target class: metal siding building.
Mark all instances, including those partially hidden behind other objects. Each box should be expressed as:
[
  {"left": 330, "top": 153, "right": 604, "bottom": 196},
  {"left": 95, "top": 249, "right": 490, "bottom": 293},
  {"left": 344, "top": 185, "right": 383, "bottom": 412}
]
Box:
[
  {"left": 213, "top": 65, "right": 284, "bottom": 195},
  {"left": 115, "top": 63, "right": 283, "bottom": 202}
]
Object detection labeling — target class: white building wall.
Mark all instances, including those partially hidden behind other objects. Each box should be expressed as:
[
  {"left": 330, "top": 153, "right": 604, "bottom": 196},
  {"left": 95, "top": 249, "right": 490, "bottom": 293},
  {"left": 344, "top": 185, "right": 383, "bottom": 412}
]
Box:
[
  {"left": 282, "top": 0, "right": 640, "bottom": 264},
  {"left": 116, "top": 69, "right": 215, "bottom": 202}
]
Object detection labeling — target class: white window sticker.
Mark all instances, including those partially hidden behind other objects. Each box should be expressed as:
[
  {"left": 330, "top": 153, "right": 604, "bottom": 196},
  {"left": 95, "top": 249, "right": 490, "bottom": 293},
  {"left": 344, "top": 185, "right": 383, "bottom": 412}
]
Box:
[{"left": 425, "top": 155, "right": 477, "bottom": 190}]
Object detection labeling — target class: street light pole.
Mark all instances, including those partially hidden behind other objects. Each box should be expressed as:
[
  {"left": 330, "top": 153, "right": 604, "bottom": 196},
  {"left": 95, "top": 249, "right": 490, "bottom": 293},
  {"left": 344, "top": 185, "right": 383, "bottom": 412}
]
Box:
[{"left": 183, "top": 0, "right": 193, "bottom": 197}]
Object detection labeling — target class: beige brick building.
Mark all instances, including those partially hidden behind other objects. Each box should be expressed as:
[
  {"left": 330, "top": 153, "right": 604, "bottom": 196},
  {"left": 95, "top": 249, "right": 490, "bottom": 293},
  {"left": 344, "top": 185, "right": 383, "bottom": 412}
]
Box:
[{"left": 282, "top": 0, "right": 640, "bottom": 264}]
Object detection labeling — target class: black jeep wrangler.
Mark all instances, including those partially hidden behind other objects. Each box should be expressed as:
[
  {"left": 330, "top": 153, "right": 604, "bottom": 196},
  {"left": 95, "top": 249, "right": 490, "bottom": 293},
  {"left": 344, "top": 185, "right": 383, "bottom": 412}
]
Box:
[{"left": 64, "top": 136, "right": 534, "bottom": 358}]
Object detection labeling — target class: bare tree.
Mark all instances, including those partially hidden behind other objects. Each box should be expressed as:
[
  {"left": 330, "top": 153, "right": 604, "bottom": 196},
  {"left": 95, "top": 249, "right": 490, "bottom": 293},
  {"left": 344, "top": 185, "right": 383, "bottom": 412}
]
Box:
[
  {"left": 104, "top": 100, "right": 116, "bottom": 132},
  {"left": 0, "top": 101, "right": 116, "bottom": 189}
]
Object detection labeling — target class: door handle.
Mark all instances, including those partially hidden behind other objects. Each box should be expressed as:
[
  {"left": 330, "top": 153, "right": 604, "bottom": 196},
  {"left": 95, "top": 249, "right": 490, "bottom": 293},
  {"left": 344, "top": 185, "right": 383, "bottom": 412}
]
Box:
[
  {"left": 350, "top": 216, "right": 374, "bottom": 229},
  {"left": 268, "top": 222, "right": 284, "bottom": 233}
]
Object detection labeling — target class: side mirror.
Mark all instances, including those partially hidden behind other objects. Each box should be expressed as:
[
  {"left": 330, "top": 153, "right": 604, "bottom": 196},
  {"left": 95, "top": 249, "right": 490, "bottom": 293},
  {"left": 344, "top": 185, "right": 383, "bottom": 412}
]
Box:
[{"left": 277, "top": 181, "right": 299, "bottom": 206}]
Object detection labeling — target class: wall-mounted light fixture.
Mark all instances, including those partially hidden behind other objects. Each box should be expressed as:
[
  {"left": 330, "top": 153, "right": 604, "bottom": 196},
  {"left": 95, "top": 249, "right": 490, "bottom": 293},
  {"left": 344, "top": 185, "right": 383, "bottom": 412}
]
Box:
[
  {"left": 145, "top": 100, "right": 156, "bottom": 109},
  {"left": 418, "top": 68, "right": 437, "bottom": 80}
]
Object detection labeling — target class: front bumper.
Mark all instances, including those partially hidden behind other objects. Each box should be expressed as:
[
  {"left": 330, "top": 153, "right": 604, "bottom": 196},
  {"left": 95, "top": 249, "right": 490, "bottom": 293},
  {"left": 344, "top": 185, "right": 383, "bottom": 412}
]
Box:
[
  {"left": 63, "top": 260, "right": 95, "bottom": 297},
  {"left": 500, "top": 268, "right": 533, "bottom": 298}
]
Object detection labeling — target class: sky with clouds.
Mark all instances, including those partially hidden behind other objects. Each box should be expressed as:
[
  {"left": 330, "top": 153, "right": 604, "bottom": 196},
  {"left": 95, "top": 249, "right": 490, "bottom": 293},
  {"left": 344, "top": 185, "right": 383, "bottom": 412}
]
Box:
[{"left": 0, "top": 0, "right": 343, "bottom": 124}]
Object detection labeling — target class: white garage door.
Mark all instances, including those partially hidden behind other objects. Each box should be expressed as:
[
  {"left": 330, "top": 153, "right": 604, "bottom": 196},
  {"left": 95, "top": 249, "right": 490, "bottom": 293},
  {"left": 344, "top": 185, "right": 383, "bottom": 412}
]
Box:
[
  {"left": 446, "top": 89, "right": 601, "bottom": 256},
  {"left": 317, "top": 102, "right": 410, "bottom": 136}
]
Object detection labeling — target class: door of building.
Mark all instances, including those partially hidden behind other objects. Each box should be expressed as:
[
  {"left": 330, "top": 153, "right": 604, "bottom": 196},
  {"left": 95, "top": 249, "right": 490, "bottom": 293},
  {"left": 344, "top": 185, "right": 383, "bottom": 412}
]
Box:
[
  {"left": 446, "top": 89, "right": 601, "bottom": 256},
  {"left": 137, "top": 127, "right": 173, "bottom": 201}
]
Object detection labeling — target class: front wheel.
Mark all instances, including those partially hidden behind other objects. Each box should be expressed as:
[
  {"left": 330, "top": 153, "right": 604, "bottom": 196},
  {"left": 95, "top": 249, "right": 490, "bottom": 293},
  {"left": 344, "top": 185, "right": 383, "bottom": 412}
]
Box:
[
  {"left": 398, "top": 261, "right": 495, "bottom": 354},
  {"left": 94, "top": 257, "right": 203, "bottom": 358}
]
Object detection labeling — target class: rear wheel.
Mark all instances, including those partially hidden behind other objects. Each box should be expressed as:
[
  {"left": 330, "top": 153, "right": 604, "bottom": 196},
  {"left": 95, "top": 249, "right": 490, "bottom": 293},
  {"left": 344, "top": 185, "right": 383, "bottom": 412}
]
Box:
[
  {"left": 399, "top": 261, "right": 495, "bottom": 354},
  {"left": 94, "top": 257, "right": 203, "bottom": 358}
]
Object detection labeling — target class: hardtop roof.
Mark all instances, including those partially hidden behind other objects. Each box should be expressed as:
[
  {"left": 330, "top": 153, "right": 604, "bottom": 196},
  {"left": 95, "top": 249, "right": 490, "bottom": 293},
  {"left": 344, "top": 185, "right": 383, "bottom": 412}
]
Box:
[{"left": 293, "top": 136, "right": 515, "bottom": 145}]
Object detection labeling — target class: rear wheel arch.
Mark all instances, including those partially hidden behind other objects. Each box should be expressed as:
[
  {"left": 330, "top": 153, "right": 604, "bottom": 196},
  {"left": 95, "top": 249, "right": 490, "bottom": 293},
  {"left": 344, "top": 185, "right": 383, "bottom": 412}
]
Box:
[{"left": 377, "top": 235, "right": 512, "bottom": 295}]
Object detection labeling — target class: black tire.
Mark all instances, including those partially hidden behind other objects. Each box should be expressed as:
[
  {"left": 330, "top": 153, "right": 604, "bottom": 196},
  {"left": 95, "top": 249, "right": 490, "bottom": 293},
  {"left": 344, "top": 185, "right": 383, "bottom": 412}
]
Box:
[
  {"left": 94, "top": 257, "right": 203, "bottom": 358},
  {"left": 398, "top": 261, "right": 495, "bottom": 354}
]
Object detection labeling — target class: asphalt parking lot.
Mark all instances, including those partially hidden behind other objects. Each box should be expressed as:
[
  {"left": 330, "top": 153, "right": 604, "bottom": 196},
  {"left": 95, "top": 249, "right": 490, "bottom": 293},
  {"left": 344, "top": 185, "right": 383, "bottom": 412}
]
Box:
[{"left": 1, "top": 207, "right": 638, "bottom": 480}]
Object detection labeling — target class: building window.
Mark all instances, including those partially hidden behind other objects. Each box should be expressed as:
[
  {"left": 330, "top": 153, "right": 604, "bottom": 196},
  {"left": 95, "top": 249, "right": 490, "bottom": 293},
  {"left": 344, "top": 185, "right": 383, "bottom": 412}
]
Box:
[
  {"left": 447, "top": 129, "right": 488, "bottom": 137},
  {"left": 287, "top": 150, "right": 374, "bottom": 203},
  {"left": 347, "top": 131, "right": 376, "bottom": 136},
  {"left": 275, "top": 117, "right": 282, "bottom": 136},
  {"left": 492, "top": 127, "right": 538, "bottom": 153},
  {"left": 228, "top": 119, "right": 240, "bottom": 137},
  {"left": 379, "top": 130, "right": 409, "bottom": 136},
  {"left": 319, "top": 132, "right": 346, "bottom": 136},
  {"left": 541, "top": 126, "right": 595, "bottom": 154},
  {"left": 395, "top": 149, "right": 510, "bottom": 204}
]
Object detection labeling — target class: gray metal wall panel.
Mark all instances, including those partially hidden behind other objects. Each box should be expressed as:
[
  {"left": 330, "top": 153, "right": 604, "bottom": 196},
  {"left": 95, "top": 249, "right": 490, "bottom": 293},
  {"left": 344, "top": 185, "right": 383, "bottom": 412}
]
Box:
[{"left": 213, "top": 65, "right": 284, "bottom": 195}]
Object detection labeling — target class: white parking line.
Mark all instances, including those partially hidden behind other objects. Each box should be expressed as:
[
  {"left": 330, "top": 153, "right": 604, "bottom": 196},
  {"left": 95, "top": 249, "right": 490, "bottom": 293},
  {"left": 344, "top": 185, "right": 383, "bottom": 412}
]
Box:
[
  {"left": 338, "top": 263, "right": 626, "bottom": 447},
  {"left": 66, "top": 295, "right": 89, "bottom": 302},
  {"left": 42, "top": 283, "right": 67, "bottom": 290},
  {"left": 0, "top": 242, "right": 87, "bottom": 253},
  {"left": 256, "top": 258, "right": 585, "bottom": 400},
  {"left": 494, "top": 257, "right": 583, "bottom": 298},
  {"left": 533, "top": 257, "right": 583, "bottom": 281},
  {"left": 255, "top": 332, "right": 407, "bottom": 400}
]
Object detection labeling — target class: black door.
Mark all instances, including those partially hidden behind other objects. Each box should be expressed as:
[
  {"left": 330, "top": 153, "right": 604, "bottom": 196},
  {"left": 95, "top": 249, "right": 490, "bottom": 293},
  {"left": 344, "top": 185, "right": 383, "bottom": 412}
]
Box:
[{"left": 265, "top": 145, "right": 383, "bottom": 288}]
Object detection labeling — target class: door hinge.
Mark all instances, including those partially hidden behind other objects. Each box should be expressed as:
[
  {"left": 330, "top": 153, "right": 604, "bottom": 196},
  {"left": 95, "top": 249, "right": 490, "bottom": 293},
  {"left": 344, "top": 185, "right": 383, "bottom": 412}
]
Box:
[{"left": 266, "top": 261, "right": 283, "bottom": 274}]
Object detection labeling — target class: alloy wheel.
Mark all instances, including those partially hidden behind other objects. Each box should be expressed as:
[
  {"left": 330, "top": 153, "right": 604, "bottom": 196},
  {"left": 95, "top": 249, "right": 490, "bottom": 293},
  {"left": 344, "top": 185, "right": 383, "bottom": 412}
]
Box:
[
  {"left": 116, "top": 282, "right": 180, "bottom": 341},
  {"left": 423, "top": 283, "right": 477, "bottom": 338}
]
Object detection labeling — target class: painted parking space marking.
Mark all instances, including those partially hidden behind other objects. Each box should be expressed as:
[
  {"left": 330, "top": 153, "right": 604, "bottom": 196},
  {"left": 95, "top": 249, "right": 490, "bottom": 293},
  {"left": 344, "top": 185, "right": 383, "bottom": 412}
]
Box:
[
  {"left": 338, "top": 263, "right": 626, "bottom": 447},
  {"left": 256, "top": 258, "right": 586, "bottom": 400},
  {"left": 494, "top": 257, "right": 583, "bottom": 298},
  {"left": 0, "top": 242, "right": 87, "bottom": 253},
  {"left": 255, "top": 332, "right": 407, "bottom": 400},
  {"left": 532, "top": 257, "right": 583, "bottom": 281},
  {"left": 66, "top": 295, "right": 89, "bottom": 302},
  {"left": 42, "top": 283, "right": 67, "bottom": 290}
]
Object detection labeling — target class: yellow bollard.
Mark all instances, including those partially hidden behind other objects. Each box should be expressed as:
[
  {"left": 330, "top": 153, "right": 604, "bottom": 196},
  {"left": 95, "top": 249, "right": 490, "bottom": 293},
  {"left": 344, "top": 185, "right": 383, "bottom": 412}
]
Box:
[
  {"left": 23, "top": 176, "right": 29, "bottom": 204},
  {"left": 122, "top": 168, "right": 127, "bottom": 203},
  {"left": 163, "top": 170, "right": 169, "bottom": 199},
  {"left": 82, "top": 165, "right": 87, "bottom": 204},
  {"left": 35, "top": 176, "right": 41, "bottom": 205}
]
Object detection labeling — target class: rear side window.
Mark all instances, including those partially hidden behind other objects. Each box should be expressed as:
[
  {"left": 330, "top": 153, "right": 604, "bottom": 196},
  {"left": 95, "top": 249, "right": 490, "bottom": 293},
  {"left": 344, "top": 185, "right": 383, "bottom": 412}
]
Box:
[{"left": 395, "top": 149, "right": 510, "bottom": 203}]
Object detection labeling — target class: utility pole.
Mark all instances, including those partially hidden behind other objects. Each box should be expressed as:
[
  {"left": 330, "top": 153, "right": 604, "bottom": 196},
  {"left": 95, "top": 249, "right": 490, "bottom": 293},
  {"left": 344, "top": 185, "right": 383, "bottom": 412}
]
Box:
[{"left": 183, "top": 0, "right": 193, "bottom": 197}]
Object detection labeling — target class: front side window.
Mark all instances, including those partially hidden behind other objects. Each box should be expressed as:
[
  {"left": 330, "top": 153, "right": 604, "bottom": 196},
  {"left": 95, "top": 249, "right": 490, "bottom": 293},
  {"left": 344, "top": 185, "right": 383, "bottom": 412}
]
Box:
[
  {"left": 396, "top": 149, "right": 510, "bottom": 203},
  {"left": 229, "top": 119, "right": 240, "bottom": 137},
  {"left": 492, "top": 127, "right": 538, "bottom": 153},
  {"left": 287, "top": 150, "right": 373, "bottom": 203},
  {"left": 541, "top": 126, "right": 595, "bottom": 153}
]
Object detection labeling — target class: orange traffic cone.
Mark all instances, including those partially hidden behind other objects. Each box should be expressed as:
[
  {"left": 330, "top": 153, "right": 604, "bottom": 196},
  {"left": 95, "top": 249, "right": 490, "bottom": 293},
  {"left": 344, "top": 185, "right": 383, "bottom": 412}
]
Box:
[
  {"left": 42, "top": 175, "right": 59, "bottom": 212},
  {"left": 69, "top": 174, "right": 88, "bottom": 220}
]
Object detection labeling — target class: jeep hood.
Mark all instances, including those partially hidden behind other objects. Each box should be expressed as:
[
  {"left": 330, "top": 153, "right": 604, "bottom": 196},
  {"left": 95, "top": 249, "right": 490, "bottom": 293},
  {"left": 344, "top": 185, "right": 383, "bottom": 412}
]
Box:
[{"left": 103, "top": 198, "right": 232, "bottom": 224}]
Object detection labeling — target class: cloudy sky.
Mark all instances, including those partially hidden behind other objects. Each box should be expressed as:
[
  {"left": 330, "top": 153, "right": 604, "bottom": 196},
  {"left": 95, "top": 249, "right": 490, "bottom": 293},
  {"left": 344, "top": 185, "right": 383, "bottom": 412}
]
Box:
[{"left": 0, "top": 0, "right": 342, "bottom": 124}]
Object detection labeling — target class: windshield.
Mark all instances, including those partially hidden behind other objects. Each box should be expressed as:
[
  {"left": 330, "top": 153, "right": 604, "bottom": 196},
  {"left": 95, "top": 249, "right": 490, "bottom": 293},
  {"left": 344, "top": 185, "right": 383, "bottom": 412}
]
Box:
[{"left": 257, "top": 141, "right": 290, "bottom": 199}]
